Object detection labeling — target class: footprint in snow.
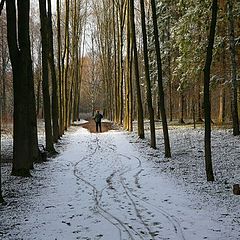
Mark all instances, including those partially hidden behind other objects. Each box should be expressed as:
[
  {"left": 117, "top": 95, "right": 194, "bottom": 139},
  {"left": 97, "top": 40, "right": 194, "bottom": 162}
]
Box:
[
  {"left": 96, "top": 234, "right": 104, "bottom": 239},
  {"left": 62, "top": 220, "right": 71, "bottom": 226}
]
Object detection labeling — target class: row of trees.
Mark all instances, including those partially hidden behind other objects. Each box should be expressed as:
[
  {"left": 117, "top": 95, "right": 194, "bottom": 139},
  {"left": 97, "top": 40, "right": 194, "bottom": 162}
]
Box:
[
  {"left": 0, "top": 0, "right": 239, "bottom": 202},
  {"left": 88, "top": 0, "right": 239, "bottom": 181},
  {"left": 0, "top": 0, "right": 89, "bottom": 181}
]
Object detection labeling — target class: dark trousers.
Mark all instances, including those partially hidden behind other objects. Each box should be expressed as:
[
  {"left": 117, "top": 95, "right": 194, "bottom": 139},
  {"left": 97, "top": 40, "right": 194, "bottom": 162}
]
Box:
[{"left": 96, "top": 122, "right": 102, "bottom": 132}]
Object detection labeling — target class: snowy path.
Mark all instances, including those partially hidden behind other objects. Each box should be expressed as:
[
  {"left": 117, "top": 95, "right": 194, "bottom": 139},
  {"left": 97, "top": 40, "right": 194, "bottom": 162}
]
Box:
[{"left": 0, "top": 125, "right": 235, "bottom": 240}]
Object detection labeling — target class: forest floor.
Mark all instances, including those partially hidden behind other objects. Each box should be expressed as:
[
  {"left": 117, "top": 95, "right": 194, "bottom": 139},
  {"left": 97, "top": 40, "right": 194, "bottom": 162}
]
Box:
[{"left": 0, "top": 119, "right": 240, "bottom": 240}]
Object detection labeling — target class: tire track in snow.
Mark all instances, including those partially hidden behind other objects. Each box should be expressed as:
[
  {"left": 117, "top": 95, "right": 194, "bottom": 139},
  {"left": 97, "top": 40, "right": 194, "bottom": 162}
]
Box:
[
  {"left": 93, "top": 135, "right": 153, "bottom": 240},
  {"left": 94, "top": 137, "right": 149, "bottom": 240},
  {"left": 100, "top": 137, "right": 186, "bottom": 240},
  {"left": 71, "top": 136, "right": 125, "bottom": 239},
  {"left": 119, "top": 154, "right": 186, "bottom": 240},
  {"left": 128, "top": 189, "right": 186, "bottom": 240},
  {"left": 118, "top": 154, "right": 156, "bottom": 239},
  {"left": 72, "top": 134, "right": 139, "bottom": 240},
  {"left": 72, "top": 131, "right": 186, "bottom": 240}
]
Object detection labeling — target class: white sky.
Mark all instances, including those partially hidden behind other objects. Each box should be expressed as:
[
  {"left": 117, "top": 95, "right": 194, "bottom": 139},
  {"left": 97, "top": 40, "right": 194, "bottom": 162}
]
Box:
[{"left": 51, "top": 0, "right": 56, "bottom": 12}]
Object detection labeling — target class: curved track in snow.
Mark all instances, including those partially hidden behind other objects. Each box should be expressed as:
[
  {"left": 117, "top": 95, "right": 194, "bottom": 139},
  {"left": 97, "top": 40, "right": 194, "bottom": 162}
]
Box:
[{"left": 71, "top": 130, "right": 186, "bottom": 240}]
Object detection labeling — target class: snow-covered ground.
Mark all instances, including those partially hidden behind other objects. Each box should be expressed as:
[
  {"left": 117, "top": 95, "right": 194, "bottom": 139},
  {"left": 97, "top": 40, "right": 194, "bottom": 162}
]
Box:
[{"left": 0, "top": 121, "right": 239, "bottom": 240}]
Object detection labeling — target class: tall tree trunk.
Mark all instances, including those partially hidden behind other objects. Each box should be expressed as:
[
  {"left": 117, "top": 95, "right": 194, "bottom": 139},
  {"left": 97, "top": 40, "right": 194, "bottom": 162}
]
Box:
[
  {"left": 218, "top": 42, "right": 227, "bottom": 125},
  {"left": 139, "top": 0, "right": 156, "bottom": 149},
  {"left": 47, "top": 0, "right": 60, "bottom": 142},
  {"left": 72, "top": 0, "right": 82, "bottom": 122},
  {"left": 129, "top": 0, "right": 144, "bottom": 139},
  {"left": 6, "top": 0, "right": 39, "bottom": 176},
  {"left": 39, "top": 0, "right": 55, "bottom": 153},
  {"left": 227, "top": 0, "right": 239, "bottom": 136},
  {"left": 117, "top": 1, "right": 126, "bottom": 125},
  {"left": 57, "top": 0, "right": 64, "bottom": 136},
  {"left": 167, "top": 16, "right": 173, "bottom": 122},
  {"left": 203, "top": 0, "right": 218, "bottom": 182},
  {"left": 36, "top": 44, "right": 42, "bottom": 117},
  {"left": 129, "top": 56, "right": 133, "bottom": 132},
  {"left": 28, "top": 40, "right": 40, "bottom": 167},
  {"left": 150, "top": 0, "right": 171, "bottom": 157},
  {"left": 112, "top": 1, "right": 118, "bottom": 123},
  {"left": 124, "top": 0, "right": 131, "bottom": 130},
  {"left": 67, "top": 0, "right": 78, "bottom": 127},
  {"left": 62, "top": 0, "right": 70, "bottom": 130}
]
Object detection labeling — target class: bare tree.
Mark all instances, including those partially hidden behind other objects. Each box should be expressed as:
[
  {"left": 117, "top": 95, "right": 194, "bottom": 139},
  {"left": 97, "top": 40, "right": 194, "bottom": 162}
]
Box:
[
  {"left": 203, "top": 0, "right": 218, "bottom": 181},
  {"left": 139, "top": 0, "right": 156, "bottom": 148},
  {"left": 124, "top": 0, "right": 133, "bottom": 131},
  {"left": 39, "top": 0, "right": 55, "bottom": 153},
  {"left": 150, "top": 0, "right": 171, "bottom": 157},
  {"left": 129, "top": 0, "right": 144, "bottom": 139},
  {"left": 5, "top": 0, "right": 40, "bottom": 176},
  {"left": 47, "top": 0, "right": 60, "bottom": 142}
]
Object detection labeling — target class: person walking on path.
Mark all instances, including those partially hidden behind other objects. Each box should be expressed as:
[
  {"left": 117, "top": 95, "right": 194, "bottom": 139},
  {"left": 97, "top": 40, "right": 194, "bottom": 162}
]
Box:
[{"left": 94, "top": 110, "right": 103, "bottom": 132}]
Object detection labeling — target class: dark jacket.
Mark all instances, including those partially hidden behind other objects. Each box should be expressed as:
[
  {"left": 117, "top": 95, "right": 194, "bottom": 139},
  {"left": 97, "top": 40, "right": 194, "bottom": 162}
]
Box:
[{"left": 94, "top": 112, "right": 103, "bottom": 123}]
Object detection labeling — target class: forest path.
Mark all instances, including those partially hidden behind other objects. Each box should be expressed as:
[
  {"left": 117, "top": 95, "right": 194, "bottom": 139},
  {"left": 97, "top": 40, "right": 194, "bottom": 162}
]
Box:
[
  {"left": 0, "top": 122, "right": 225, "bottom": 240},
  {"left": 79, "top": 119, "right": 113, "bottom": 133}
]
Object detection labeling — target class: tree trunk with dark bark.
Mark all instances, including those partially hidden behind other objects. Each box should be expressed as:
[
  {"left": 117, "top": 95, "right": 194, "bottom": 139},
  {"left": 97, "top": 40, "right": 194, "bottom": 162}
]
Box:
[
  {"left": 6, "top": 0, "right": 39, "bottom": 176},
  {"left": 39, "top": 0, "right": 55, "bottom": 154},
  {"left": 203, "top": 0, "right": 218, "bottom": 182},
  {"left": 57, "top": 0, "right": 64, "bottom": 136},
  {"left": 150, "top": 0, "right": 171, "bottom": 157},
  {"left": 129, "top": 0, "right": 144, "bottom": 139},
  {"left": 139, "top": 0, "right": 156, "bottom": 148},
  {"left": 47, "top": 0, "right": 60, "bottom": 142}
]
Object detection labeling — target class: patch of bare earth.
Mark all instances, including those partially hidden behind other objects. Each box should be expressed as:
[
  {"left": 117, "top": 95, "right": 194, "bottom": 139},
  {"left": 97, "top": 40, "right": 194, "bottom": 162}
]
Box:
[{"left": 80, "top": 120, "right": 114, "bottom": 133}]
